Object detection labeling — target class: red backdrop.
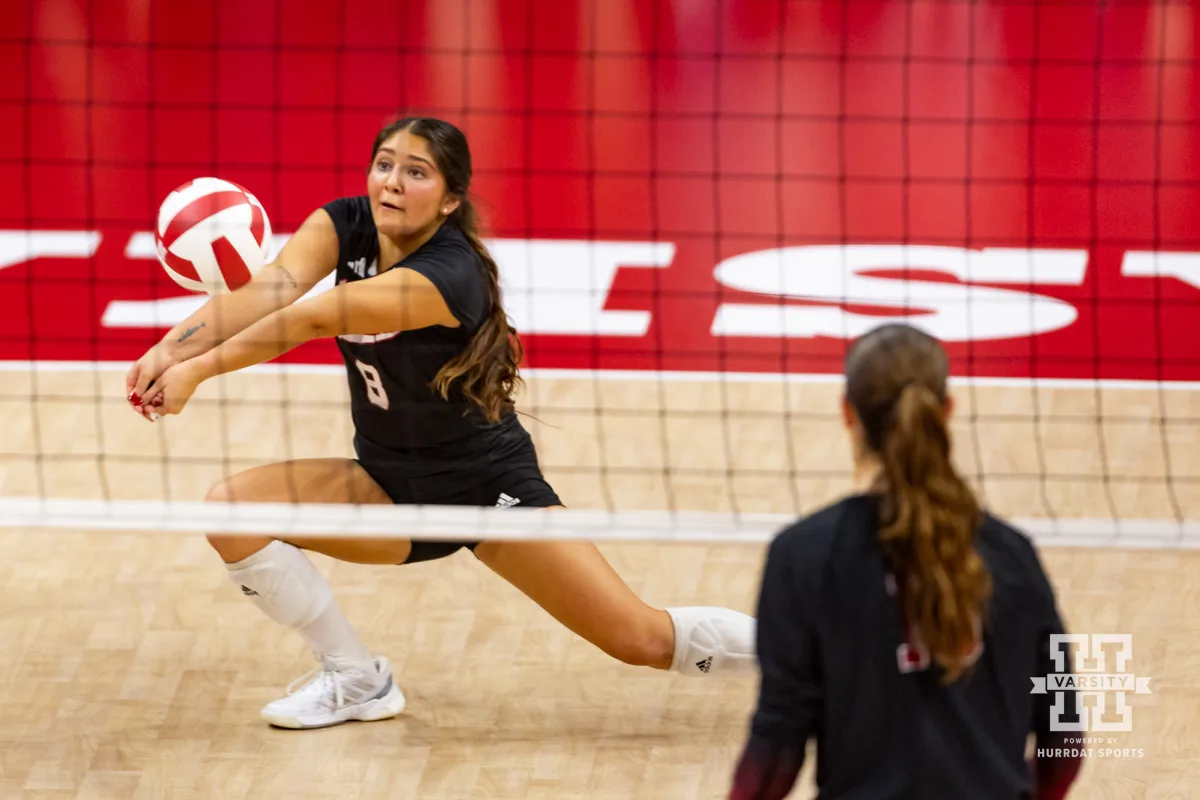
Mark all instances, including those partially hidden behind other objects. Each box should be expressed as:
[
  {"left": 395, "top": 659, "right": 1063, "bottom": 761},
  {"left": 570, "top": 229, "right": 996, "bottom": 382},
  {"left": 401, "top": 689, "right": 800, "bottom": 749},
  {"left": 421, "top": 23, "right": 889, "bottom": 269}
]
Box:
[{"left": 2, "top": 0, "right": 1199, "bottom": 380}]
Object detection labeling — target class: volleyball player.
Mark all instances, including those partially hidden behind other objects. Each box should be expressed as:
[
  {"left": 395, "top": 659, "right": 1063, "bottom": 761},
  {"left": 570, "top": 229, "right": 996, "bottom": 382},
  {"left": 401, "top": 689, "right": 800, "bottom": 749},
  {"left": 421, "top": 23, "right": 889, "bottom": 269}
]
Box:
[
  {"left": 727, "top": 324, "right": 1083, "bottom": 799},
  {"left": 126, "top": 116, "right": 756, "bottom": 729}
]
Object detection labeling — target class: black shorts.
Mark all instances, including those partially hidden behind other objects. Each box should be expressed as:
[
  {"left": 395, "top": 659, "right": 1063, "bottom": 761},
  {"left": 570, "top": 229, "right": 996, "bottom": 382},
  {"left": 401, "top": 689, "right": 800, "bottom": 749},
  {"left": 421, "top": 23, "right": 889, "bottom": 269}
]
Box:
[{"left": 353, "top": 419, "right": 561, "bottom": 564}]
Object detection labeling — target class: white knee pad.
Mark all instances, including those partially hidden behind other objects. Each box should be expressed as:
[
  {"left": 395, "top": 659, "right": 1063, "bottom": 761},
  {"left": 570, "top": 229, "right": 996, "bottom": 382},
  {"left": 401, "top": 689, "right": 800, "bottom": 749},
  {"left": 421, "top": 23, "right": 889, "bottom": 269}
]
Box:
[
  {"left": 225, "top": 540, "right": 333, "bottom": 630},
  {"left": 666, "top": 606, "right": 757, "bottom": 677}
]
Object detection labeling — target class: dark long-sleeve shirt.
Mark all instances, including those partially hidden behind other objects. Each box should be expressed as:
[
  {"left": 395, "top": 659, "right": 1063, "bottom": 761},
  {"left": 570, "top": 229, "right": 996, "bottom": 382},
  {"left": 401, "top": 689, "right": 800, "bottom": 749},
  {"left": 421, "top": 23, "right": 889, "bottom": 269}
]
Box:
[{"left": 730, "top": 494, "right": 1083, "bottom": 800}]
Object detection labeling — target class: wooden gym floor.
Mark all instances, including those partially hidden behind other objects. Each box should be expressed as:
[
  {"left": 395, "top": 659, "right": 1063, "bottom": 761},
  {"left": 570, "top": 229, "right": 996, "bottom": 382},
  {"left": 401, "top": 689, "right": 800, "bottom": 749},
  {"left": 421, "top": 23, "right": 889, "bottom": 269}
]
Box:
[{"left": 1, "top": 365, "right": 1198, "bottom": 798}]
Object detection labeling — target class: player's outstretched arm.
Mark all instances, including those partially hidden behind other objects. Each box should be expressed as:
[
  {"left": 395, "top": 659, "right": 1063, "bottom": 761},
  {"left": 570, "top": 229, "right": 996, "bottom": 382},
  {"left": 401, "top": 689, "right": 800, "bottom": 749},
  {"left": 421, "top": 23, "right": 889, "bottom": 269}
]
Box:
[
  {"left": 141, "top": 266, "right": 456, "bottom": 417},
  {"left": 126, "top": 208, "right": 340, "bottom": 411}
]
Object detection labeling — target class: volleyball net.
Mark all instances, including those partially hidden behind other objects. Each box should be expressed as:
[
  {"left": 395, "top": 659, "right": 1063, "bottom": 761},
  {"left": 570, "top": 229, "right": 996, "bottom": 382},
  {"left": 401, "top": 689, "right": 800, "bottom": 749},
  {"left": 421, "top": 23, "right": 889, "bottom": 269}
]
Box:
[{"left": 2, "top": 0, "right": 1199, "bottom": 548}]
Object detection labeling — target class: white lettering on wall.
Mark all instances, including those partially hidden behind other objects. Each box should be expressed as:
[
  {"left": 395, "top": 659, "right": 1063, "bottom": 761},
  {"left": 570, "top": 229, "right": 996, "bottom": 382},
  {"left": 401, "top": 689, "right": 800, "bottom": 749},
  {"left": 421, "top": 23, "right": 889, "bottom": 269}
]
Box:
[
  {"left": 710, "top": 245, "right": 1089, "bottom": 341},
  {"left": 490, "top": 239, "right": 675, "bottom": 336},
  {"left": 0, "top": 230, "right": 101, "bottom": 270},
  {"left": 5, "top": 231, "right": 1199, "bottom": 342},
  {"left": 1121, "top": 251, "right": 1200, "bottom": 291}
]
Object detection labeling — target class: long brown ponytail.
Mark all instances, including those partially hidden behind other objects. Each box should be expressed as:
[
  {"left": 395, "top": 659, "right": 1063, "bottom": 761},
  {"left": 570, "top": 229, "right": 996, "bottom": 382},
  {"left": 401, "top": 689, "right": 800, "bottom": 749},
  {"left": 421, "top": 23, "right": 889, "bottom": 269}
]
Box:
[
  {"left": 370, "top": 116, "right": 523, "bottom": 423},
  {"left": 432, "top": 198, "right": 523, "bottom": 422},
  {"left": 845, "top": 324, "right": 991, "bottom": 683}
]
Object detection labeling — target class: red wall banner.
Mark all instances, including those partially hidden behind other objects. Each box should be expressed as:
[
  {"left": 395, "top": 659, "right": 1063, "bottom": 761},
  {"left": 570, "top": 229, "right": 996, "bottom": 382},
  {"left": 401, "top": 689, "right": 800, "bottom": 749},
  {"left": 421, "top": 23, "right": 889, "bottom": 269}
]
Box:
[{"left": 2, "top": 0, "right": 1199, "bottom": 380}]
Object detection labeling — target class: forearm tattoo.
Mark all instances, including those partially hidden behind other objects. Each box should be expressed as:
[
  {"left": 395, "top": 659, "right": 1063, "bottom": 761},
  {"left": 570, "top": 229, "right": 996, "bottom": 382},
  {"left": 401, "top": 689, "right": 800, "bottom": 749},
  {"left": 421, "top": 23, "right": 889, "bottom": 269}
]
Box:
[{"left": 177, "top": 321, "right": 206, "bottom": 343}]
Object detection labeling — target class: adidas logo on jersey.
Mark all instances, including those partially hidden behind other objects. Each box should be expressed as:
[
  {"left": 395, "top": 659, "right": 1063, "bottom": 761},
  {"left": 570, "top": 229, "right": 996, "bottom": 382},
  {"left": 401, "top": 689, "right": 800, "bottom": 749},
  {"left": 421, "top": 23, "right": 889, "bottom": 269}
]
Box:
[
  {"left": 695, "top": 656, "right": 713, "bottom": 673},
  {"left": 495, "top": 492, "right": 521, "bottom": 508},
  {"left": 346, "top": 257, "right": 377, "bottom": 278}
]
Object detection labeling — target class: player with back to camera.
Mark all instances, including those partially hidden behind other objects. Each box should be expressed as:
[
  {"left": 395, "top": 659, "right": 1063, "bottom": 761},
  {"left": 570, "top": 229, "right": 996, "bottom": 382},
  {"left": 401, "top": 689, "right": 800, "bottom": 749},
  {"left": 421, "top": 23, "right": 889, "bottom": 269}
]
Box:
[
  {"left": 126, "top": 116, "right": 756, "bottom": 730},
  {"left": 727, "top": 323, "right": 1084, "bottom": 800}
]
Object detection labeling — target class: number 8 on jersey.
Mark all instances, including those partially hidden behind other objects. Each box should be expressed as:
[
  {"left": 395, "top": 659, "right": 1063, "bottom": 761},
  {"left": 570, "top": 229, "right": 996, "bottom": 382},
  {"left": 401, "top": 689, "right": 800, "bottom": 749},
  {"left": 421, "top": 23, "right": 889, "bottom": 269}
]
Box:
[{"left": 355, "top": 360, "right": 390, "bottom": 410}]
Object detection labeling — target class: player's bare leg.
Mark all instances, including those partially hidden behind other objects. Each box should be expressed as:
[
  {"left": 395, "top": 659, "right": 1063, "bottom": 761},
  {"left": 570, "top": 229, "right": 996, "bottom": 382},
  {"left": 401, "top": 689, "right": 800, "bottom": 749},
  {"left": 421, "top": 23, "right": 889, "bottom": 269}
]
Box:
[
  {"left": 204, "top": 458, "right": 406, "bottom": 729},
  {"left": 205, "top": 458, "right": 412, "bottom": 564},
  {"left": 474, "top": 534, "right": 756, "bottom": 677}
]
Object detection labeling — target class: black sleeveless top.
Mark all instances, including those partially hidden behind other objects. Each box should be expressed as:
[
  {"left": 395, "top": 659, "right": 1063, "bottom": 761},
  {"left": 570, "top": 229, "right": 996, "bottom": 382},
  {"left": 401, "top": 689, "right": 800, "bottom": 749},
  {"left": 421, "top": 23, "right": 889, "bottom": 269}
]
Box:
[
  {"left": 735, "top": 494, "right": 1077, "bottom": 799},
  {"left": 322, "top": 195, "right": 514, "bottom": 452}
]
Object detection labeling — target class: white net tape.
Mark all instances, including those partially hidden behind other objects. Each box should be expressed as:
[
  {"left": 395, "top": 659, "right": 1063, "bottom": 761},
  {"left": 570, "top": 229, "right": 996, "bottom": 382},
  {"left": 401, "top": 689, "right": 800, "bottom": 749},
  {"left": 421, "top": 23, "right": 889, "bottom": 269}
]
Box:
[{"left": 1, "top": 498, "right": 1197, "bottom": 550}]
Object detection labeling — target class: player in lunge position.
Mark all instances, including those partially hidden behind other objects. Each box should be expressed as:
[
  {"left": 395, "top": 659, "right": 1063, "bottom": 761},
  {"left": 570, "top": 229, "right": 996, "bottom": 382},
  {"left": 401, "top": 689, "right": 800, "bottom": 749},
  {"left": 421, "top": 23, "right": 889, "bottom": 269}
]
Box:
[
  {"left": 728, "top": 323, "right": 1082, "bottom": 800},
  {"left": 126, "top": 116, "right": 755, "bottom": 730}
]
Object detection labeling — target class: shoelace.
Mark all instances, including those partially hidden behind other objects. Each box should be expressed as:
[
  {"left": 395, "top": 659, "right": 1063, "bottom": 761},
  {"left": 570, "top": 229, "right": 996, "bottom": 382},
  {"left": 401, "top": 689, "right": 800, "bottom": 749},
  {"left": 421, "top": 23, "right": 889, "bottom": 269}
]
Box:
[{"left": 285, "top": 656, "right": 349, "bottom": 709}]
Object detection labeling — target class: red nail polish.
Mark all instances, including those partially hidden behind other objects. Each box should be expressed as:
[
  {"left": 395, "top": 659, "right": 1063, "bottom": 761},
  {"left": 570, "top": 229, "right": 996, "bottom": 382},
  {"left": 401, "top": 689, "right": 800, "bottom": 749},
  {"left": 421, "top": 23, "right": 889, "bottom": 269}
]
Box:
[{"left": 129, "top": 392, "right": 142, "bottom": 406}]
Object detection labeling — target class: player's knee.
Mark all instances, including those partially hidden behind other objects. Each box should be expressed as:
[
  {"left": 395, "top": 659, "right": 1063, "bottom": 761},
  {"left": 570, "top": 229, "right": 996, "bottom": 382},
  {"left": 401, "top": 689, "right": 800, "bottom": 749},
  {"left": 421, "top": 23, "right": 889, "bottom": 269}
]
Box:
[
  {"left": 204, "top": 479, "right": 233, "bottom": 554},
  {"left": 203, "top": 478, "right": 267, "bottom": 562},
  {"left": 205, "top": 530, "right": 274, "bottom": 563},
  {"left": 205, "top": 476, "right": 236, "bottom": 504}
]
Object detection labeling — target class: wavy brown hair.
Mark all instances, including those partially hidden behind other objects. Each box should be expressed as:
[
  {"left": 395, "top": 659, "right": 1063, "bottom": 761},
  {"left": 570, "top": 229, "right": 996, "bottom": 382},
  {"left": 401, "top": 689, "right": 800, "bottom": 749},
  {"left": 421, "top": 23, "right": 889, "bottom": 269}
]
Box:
[
  {"left": 844, "top": 323, "right": 991, "bottom": 683},
  {"left": 371, "top": 117, "right": 523, "bottom": 423}
]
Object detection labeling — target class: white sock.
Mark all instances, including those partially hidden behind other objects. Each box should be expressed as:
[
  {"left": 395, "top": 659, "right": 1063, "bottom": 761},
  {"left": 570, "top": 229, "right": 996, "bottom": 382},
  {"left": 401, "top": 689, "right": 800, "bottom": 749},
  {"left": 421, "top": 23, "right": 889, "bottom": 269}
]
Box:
[
  {"left": 225, "top": 540, "right": 373, "bottom": 668},
  {"left": 665, "top": 606, "right": 757, "bottom": 677}
]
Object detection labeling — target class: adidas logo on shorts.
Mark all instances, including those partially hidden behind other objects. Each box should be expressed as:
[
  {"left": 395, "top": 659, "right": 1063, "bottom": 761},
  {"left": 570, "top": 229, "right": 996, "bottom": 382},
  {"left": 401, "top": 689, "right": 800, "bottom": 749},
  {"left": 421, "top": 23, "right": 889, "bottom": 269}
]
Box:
[
  {"left": 495, "top": 492, "right": 521, "bottom": 508},
  {"left": 695, "top": 656, "right": 713, "bottom": 673}
]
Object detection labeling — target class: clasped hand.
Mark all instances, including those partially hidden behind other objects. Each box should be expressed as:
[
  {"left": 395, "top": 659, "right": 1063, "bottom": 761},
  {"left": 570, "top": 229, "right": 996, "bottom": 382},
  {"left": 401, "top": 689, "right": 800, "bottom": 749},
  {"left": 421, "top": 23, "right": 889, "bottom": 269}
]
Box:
[{"left": 125, "top": 345, "right": 205, "bottom": 421}]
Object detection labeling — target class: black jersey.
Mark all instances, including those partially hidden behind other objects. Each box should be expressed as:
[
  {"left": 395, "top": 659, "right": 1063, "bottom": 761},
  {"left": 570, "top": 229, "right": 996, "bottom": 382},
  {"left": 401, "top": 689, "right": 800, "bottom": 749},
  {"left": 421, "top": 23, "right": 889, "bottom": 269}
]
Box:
[
  {"left": 322, "top": 195, "right": 511, "bottom": 453},
  {"left": 730, "top": 494, "right": 1083, "bottom": 800}
]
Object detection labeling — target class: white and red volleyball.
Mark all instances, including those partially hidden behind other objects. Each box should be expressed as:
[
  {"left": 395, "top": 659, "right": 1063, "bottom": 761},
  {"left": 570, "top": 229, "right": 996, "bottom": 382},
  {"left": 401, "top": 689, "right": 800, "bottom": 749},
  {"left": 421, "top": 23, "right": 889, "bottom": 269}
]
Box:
[{"left": 154, "top": 177, "right": 272, "bottom": 295}]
